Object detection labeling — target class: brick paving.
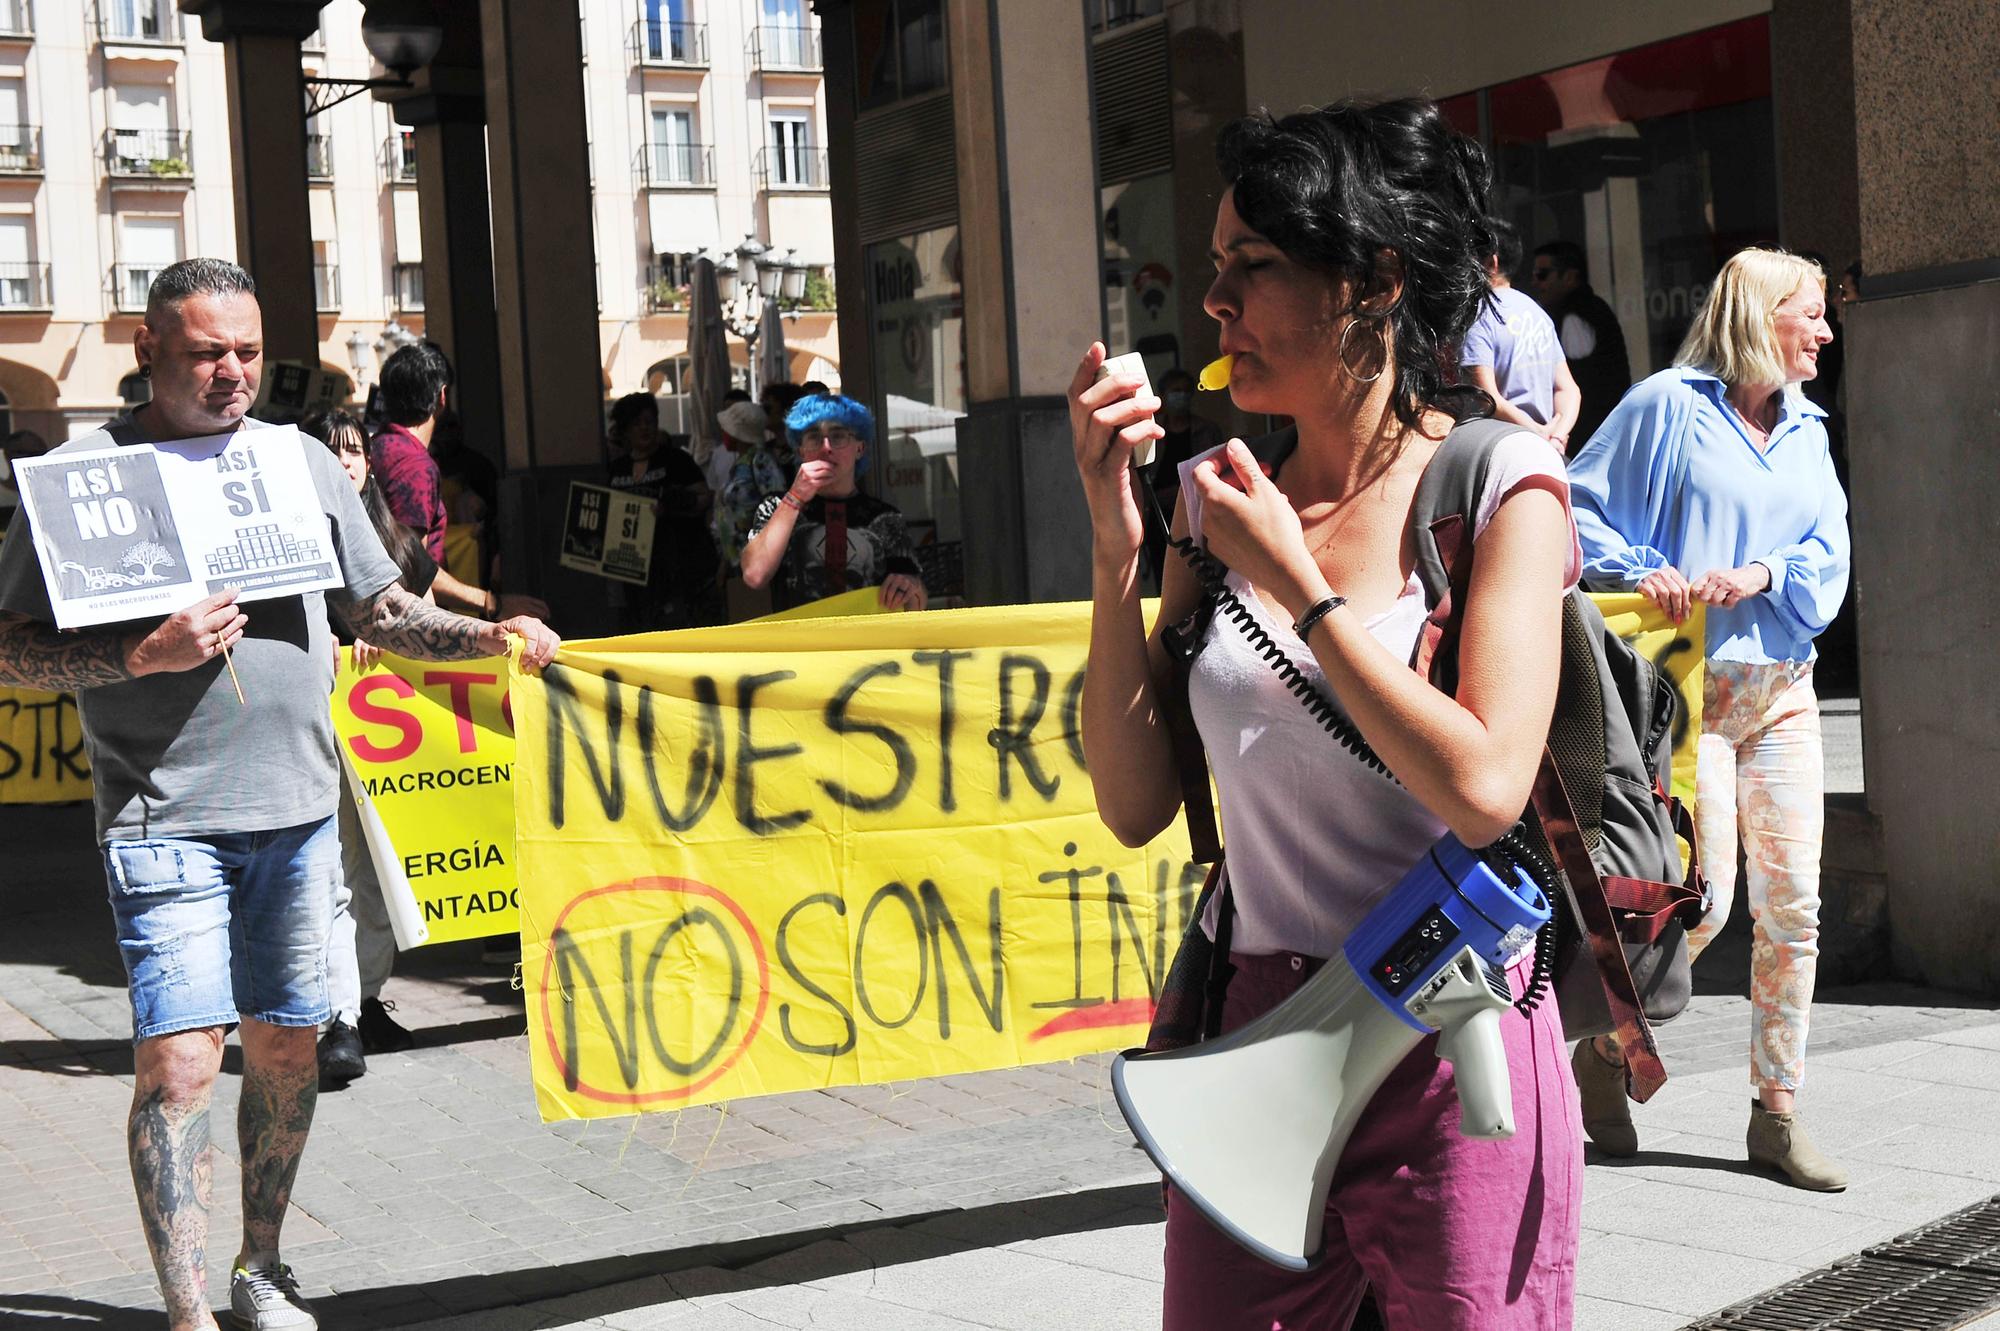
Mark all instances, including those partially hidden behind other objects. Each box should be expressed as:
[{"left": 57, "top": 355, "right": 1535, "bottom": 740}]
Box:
[{"left": 7, "top": 797, "right": 1999, "bottom": 1329}]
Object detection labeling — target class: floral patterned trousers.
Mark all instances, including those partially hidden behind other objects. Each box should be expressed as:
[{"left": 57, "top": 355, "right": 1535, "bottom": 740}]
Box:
[{"left": 1686, "top": 660, "right": 1825, "bottom": 1091}]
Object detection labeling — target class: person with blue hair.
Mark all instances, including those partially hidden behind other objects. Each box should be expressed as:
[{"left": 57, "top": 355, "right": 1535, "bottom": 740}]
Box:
[{"left": 741, "top": 393, "right": 929, "bottom": 611}]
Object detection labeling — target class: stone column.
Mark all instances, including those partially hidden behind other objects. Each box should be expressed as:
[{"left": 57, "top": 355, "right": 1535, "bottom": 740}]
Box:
[
  {"left": 1842, "top": 0, "right": 2000, "bottom": 991},
  {"left": 383, "top": 4, "right": 505, "bottom": 476},
  {"left": 476, "top": 0, "right": 603, "bottom": 611},
  {"left": 949, "top": 0, "right": 1103, "bottom": 604},
  {"left": 179, "top": 0, "right": 327, "bottom": 363},
  {"left": 478, "top": 0, "right": 600, "bottom": 475}
]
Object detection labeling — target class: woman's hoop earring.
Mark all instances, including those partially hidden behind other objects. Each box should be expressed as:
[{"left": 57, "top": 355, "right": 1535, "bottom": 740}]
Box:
[{"left": 1338, "top": 317, "right": 1385, "bottom": 385}]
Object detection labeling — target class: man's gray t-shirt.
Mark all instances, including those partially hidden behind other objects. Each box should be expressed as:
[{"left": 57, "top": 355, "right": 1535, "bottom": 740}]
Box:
[{"left": 0, "top": 415, "right": 401, "bottom": 842}]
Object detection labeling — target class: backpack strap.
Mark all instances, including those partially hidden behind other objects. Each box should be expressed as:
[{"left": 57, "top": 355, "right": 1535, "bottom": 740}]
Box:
[
  {"left": 1529, "top": 753, "right": 1672, "bottom": 1102},
  {"left": 1409, "top": 418, "right": 1514, "bottom": 692}
]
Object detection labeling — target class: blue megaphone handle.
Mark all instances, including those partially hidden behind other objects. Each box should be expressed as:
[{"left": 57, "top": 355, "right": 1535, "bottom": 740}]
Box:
[{"left": 1341, "top": 836, "right": 1552, "bottom": 1032}]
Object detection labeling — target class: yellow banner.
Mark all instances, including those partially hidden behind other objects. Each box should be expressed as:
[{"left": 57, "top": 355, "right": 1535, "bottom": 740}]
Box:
[
  {"left": 1590, "top": 595, "right": 1705, "bottom": 806},
  {"left": 756, "top": 587, "right": 888, "bottom": 622},
  {"left": 330, "top": 650, "right": 520, "bottom": 943},
  {"left": 0, "top": 686, "right": 92, "bottom": 804},
  {"left": 511, "top": 604, "right": 1201, "bottom": 1121}
]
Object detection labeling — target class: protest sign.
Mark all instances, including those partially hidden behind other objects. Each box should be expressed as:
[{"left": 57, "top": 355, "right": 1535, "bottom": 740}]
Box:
[
  {"left": 558, "top": 481, "right": 655, "bottom": 586},
  {"left": 12, "top": 427, "right": 340, "bottom": 628},
  {"left": 0, "top": 685, "right": 91, "bottom": 804},
  {"left": 330, "top": 649, "right": 519, "bottom": 944},
  {"left": 510, "top": 595, "right": 1709, "bottom": 1122},
  {"left": 511, "top": 604, "right": 1203, "bottom": 1121}
]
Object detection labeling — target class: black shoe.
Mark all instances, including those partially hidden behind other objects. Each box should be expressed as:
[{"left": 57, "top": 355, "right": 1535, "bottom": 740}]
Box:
[
  {"left": 357, "top": 997, "right": 415, "bottom": 1054},
  {"left": 317, "top": 1021, "right": 365, "bottom": 1089}
]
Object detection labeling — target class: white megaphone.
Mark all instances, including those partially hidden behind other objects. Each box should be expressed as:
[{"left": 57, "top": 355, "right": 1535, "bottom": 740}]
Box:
[{"left": 1113, "top": 836, "right": 1551, "bottom": 1271}]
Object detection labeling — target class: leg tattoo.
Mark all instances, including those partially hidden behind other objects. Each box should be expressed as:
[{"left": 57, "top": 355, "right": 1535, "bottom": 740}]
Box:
[
  {"left": 129, "top": 1086, "right": 215, "bottom": 1327},
  {"left": 236, "top": 1054, "right": 317, "bottom": 1261}
]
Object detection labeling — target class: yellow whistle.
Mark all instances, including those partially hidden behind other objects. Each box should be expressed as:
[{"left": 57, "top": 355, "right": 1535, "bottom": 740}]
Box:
[{"left": 1198, "top": 354, "right": 1234, "bottom": 391}]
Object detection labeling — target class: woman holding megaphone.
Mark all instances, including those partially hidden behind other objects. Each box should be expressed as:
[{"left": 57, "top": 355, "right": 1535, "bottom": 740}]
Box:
[{"left": 1070, "top": 99, "right": 1584, "bottom": 1329}]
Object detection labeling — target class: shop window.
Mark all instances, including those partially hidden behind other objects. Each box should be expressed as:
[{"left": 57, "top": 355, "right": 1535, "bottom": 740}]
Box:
[
  {"left": 1474, "top": 16, "right": 1779, "bottom": 378},
  {"left": 855, "top": 0, "right": 947, "bottom": 112},
  {"left": 1086, "top": 0, "right": 1163, "bottom": 36},
  {"left": 865, "top": 225, "right": 965, "bottom": 586}
]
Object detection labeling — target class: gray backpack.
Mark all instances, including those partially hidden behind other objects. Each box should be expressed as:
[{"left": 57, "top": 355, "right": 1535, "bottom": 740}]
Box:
[{"left": 1410, "top": 417, "right": 1710, "bottom": 1101}]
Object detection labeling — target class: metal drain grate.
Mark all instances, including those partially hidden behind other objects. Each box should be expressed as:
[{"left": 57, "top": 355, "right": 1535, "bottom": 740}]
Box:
[{"left": 1687, "top": 1195, "right": 2000, "bottom": 1330}]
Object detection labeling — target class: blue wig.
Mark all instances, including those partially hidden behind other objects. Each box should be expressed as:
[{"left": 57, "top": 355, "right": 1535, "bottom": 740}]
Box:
[{"left": 784, "top": 393, "right": 875, "bottom": 451}]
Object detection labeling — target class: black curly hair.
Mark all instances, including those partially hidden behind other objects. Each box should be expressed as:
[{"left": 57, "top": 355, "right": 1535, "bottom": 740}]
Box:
[{"left": 1216, "top": 98, "right": 1498, "bottom": 431}]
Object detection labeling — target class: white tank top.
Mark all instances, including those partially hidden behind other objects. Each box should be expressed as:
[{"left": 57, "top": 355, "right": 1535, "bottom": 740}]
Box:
[{"left": 1181, "top": 431, "right": 1582, "bottom": 957}]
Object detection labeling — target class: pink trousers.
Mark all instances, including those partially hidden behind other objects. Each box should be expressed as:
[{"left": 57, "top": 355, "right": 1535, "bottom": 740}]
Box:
[{"left": 1161, "top": 951, "right": 1582, "bottom": 1330}]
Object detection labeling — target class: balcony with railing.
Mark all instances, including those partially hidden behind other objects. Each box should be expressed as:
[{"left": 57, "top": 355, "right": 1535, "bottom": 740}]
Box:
[
  {"left": 0, "top": 125, "right": 42, "bottom": 174},
  {"left": 392, "top": 262, "right": 423, "bottom": 313},
  {"left": 382, "top": 131, "right": 416, "bottom": 184},
  {"left": 0, "top": 0, "right": 33, "bottom": 41},
  {"left": 111, "top": 263, "right": 166, "bottom": 313},
  {"left": 755, "top": 145, "right": 828, "bottom": 191},
  {"left": 644, "top": 262, "right": 690, "bottom": 314},
  {"left": 305, "top": 133, "right": 334, "bottom": 181},
  {"left": 314, "top": 263, "right": 339, "bottom": 312},
  {"left": 629, "top": 18, "right": 706, "bottom": 67},
  {"left": 103, "top": 128, "right": 194, "bottom": 182},
  {"left": 97, "top": 0, "right": 180, "bottom": 46},
  {"left": 0, "top": 261, "right": 50, "bottom": 310},
  {"left": 634, "top": 141, "right": 713, "bottom": 190},
  {"left": 749, "top": 24, "right": 819, "bottom": 71}
]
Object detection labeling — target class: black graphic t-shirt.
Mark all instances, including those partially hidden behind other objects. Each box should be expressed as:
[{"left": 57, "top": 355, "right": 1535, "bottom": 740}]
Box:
[{"left": 747, "top": 489, "right": 923, "bottom": 609}]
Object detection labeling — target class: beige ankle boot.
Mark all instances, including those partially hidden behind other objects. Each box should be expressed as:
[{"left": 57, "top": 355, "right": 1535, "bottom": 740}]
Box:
[
  {"left": 1572, "top": 1039, "right": 1638, "bottom": 1157},
  {"left": 1747, "top": 1101, "right": 1848, "bottom": 1191}
]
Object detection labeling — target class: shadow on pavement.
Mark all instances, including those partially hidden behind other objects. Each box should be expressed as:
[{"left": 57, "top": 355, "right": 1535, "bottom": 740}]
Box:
[
  {"left": 1585, "top": 1147, "right": 1759, "bottom": 1175},
  {"left": 1, "top": 1183, "right": 1165, "bottom": 1330},
  {"left": 0, "top": 1292, "right": 159, "bottom": 1330},
  {"left": 311, "top": 1180, "right": 1165, "bottom": 1328}
]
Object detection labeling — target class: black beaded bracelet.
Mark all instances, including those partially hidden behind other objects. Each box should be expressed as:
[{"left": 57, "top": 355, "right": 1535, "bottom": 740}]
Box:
[{"left": 1292, "top": 593, "right": 1347, "bottom": 641}]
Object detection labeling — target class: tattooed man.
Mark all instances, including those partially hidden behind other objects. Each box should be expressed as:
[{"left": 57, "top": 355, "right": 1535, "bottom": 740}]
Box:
[{"left": 0, "top": 260, "right": 558, "bottom": 1331}]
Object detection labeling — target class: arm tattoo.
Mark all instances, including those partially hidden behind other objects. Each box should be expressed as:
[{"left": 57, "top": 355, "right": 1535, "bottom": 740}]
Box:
[
  {"left": 0, "top": 612, "right": 135, "bottom": 691},
  {"left": 129, "top": 1087, "right": 215, "bottom": 1325},
  {"left": 333, "top": 584, "right": 492, "bottom": 661},
  {"left": 238, "top": 1057, "right": 316, "bottom": 1258}
]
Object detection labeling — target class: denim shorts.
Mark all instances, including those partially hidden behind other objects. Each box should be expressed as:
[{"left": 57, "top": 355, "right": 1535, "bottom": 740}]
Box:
[{"left": 103, "top": 817, "right": 341, "bottom": 1042}]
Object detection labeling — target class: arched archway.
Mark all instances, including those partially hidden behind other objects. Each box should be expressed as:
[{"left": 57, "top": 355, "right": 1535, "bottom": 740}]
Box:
[{"left": 0, "top": 358, "right": 59, "bottom": 413}]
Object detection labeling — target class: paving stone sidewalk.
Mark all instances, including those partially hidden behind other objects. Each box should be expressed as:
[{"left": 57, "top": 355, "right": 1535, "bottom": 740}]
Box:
[{"left": 7, "top": 796, "right": 1998, "bottom": 1330}]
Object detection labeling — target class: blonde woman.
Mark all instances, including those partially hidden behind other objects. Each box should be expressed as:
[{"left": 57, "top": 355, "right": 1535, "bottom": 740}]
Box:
[{"left": 1568, "top": 248, "right": 1849, "bottom": 1190}]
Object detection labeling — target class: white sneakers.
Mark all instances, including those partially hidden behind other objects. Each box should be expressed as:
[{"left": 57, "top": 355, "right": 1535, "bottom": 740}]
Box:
[{"left": 229, "top": 1263, "right": 318, "bottom": 1330}]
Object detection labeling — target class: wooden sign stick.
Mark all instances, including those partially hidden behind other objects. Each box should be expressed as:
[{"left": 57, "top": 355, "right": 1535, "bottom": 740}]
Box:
[{"left": 218, "top": 637, "right": 246, "bottom": 706}]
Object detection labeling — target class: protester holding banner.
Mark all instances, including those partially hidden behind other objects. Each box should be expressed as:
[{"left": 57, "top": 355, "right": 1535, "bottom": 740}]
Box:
[
  {"left": 1568, "top": 247, "right": 1850, "bottom": 1191},
  {"left": 0, "top": 259, "right": 560, "bottom": 1331},
  {"left": 302, "top": 406, "right": 435, "bottom": 1087},
  {"left": 741, "top": 394, "right": 928, "bottom": 612},
  {"left": 1071, "top": 101, "right": 1581, "bottom": 1328},
  {"left": 604, "top": 391, "right": 719, "bottom": 631},
  {"left": 372, "top": 343, "right": 549, "bottom": 625}
]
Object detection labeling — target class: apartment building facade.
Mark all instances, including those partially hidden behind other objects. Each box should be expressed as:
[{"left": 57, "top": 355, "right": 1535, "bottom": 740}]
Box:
[{"left": 0, "top": 0, "right": 838, "bottom": 445}]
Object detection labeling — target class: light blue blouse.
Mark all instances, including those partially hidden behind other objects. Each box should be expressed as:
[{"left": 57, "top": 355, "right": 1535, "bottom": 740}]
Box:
[{"left": 1568, "top": 366, "right": 1850, "bottom": 664}]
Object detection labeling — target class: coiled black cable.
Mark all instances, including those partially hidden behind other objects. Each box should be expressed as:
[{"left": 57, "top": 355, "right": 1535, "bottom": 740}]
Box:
[{"left": 1162, "top": 527, "right": 1561, "bottom": 1018}]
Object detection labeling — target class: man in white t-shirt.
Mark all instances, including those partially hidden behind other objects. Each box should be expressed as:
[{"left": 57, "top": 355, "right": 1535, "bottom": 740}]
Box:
[{"left": 1460, "top": 220, "right": 1581, "bottom": 454}]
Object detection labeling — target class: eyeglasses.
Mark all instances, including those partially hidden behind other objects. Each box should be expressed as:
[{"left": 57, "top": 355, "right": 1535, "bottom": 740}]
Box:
[
  {"left": 801, "top": 429, "right": 862, "bottom": 450},
  {"left": 1530, "top": 267, "right": 1558, "bottom": 281}
]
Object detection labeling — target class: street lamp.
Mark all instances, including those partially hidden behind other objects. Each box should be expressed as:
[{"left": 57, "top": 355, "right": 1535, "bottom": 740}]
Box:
[
  {"left": 373, "top": 318, "right": 421, "bottom": 372},
  {"left": 711, "top": 234, "right": 805, "bottom": 392},
  {"left": 346, "top": 329, "right": 374, "bottom": 393},
  {"left": 779, "top": 250, "right": 808, "bottom": 303},
  {"left": 302, "top": 1, "right": 446, "bottom": 116}
]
